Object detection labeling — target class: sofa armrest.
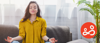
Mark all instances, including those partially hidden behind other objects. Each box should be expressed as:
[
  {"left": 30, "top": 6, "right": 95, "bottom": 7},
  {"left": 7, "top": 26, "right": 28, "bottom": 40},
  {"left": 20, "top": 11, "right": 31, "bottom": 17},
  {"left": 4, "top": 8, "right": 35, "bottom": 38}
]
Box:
[
  {"left": 67, "top": 39, "right": 89, "bottom": 43},
  {"left": 69, "top": 32, "right": 72, "bottom": 41}
]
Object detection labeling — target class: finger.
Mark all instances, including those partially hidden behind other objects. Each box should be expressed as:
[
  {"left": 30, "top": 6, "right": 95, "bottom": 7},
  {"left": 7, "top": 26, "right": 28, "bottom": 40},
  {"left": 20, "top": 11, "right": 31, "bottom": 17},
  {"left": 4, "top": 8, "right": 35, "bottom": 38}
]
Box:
[
  {"left": 7, "top": 36, "right": 10, "bottom": 39},
  {"left": 8, "top": 36, "right": 10, "bottom": 39},
  {"left": 55, "top": 40, "right": 58, "bottom": 42},
  {"left": 54, "top": 38, "right": 55, "bottom": 41},
  {"left": 9, "top": 37, "right": 12, "bottom": 38},
  {"left": 7, "top": 36, "right": 9, "bottom": 38},
  {"left": 8, "top": 36, "right": 12, "bottom": 40},
  {"left": 4, "top": 39, "right": 8, "bottom": 42},
  {"left": 5, "top": 39, "right": 10, "bottom": 42},
  {"left": 52, "top": 38, "right": 55, "bottom": 41},
  {"left": 7, "top": 37, "right": 9, "bottom": 41},
  {"left": 50, "top": 40, "right": 53, "bottom": 43}
]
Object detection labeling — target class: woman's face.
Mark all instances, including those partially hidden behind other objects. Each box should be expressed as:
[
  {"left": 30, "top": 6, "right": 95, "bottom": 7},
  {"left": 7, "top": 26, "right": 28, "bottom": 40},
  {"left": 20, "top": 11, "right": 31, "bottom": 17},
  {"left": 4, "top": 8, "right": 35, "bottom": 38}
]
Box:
[{"left": 29, "top": 3, "right": 38, "bottom": 15}]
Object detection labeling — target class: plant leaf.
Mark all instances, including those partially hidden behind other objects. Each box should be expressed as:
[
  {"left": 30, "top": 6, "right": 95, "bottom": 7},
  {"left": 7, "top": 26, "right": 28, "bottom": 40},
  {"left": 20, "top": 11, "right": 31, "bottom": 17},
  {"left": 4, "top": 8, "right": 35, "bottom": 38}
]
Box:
[
  {"left": 77, "top": 0, "right": 96, "bottom": 15},
  {"left": 93, "top": 0, "right": 97, "bottom": 7},
  {"left": 80, "top": 8, "right": 95, "bottom": 16},
  {"left": 84, "top": 1, "right": 96, "bottom": 14},
  {"left": 77, "top": 0, "right": 86, "bottom": 6},
  {"left": 96, "top": 1, "right": 100, "bottom": 9}
]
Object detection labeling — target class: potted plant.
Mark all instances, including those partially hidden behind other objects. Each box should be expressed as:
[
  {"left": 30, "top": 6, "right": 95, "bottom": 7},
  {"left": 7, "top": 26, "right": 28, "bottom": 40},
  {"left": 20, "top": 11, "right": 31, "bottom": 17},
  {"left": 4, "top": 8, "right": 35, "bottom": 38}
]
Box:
[{"left": 73, "top": 0, "right": 100, "bottom": 43}]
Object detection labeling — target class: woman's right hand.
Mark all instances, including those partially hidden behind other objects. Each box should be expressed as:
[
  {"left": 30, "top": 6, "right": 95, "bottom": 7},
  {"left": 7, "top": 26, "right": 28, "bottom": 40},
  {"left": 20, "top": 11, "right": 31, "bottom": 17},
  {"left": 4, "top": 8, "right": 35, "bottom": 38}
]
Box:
[{"left": 4, "top": 36, "right": 13, "bottom": 43}]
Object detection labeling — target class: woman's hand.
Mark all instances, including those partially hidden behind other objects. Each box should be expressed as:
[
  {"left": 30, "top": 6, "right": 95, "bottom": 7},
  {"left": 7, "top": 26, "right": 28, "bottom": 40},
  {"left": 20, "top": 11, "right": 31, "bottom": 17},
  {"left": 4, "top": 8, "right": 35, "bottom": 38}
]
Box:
[
  {"left": 4, "top": 36, "right": 13, "bottom": 43},
  {"left": 49, "top": 38, "right": 58, "bottom": 43}
]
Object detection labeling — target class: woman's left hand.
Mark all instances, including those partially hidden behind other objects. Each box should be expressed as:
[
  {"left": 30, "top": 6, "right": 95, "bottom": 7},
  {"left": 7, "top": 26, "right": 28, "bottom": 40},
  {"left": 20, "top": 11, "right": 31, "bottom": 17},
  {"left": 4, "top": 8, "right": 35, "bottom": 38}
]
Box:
[{"left": 49, "top": 38, "right": 58, "bottom": 43}]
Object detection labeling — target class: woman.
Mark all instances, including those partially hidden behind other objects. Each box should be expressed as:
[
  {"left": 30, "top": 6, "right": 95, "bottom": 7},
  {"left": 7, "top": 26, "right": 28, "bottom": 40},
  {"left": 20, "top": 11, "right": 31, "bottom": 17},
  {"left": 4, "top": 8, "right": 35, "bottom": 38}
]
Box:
[{"left": 4, "top": 1, "right": 57, "bottom": 43}]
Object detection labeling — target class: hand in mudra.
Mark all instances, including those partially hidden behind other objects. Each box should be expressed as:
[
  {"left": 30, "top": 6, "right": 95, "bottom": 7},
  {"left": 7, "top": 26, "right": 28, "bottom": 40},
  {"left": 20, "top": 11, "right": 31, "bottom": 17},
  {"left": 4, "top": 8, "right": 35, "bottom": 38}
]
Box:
[
  {"left": 49, "top": 38, "right": 58, "bottom": 43},
  {"left": 4, "top": 36, "right": 13, "bottom": 43}
]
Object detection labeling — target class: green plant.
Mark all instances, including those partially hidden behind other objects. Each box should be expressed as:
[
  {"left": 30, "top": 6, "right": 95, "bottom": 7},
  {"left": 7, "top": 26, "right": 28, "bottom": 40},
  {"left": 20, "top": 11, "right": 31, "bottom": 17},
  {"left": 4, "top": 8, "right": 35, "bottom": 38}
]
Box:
[{"left": 73, "top": 0, "right": 100, "bottom": 43}]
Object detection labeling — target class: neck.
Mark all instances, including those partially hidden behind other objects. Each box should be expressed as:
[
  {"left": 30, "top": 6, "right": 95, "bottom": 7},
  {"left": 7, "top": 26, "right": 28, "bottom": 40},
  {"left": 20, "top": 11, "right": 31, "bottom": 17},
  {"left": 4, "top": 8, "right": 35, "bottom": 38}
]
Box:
[{"left": 30, "top": 14, "right": 36, "bottom": 21}]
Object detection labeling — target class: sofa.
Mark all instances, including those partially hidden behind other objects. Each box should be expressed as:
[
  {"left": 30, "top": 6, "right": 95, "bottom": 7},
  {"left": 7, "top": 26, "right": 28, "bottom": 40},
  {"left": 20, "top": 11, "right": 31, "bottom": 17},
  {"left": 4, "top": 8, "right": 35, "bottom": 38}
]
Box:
[
  {"left": 0, "top": 24, "right": 72, "bottom": 43},
  {"left": 67, "top": 39, "right": 89, "bottom": 43}
]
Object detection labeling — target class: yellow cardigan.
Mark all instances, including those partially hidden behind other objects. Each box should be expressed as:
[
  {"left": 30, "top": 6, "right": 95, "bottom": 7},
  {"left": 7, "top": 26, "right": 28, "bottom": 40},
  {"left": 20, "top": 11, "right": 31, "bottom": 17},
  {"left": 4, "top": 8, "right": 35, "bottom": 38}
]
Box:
[{"left": 18, "top": 16, "right": 47, "bottom": 43}]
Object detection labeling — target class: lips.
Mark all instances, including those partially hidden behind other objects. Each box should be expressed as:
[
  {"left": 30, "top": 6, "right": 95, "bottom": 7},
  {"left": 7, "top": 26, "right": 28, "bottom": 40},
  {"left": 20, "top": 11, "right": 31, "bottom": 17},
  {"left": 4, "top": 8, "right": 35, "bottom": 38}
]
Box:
[{"left": 32, "top": 11, "right": 34, "bottom": 12}]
